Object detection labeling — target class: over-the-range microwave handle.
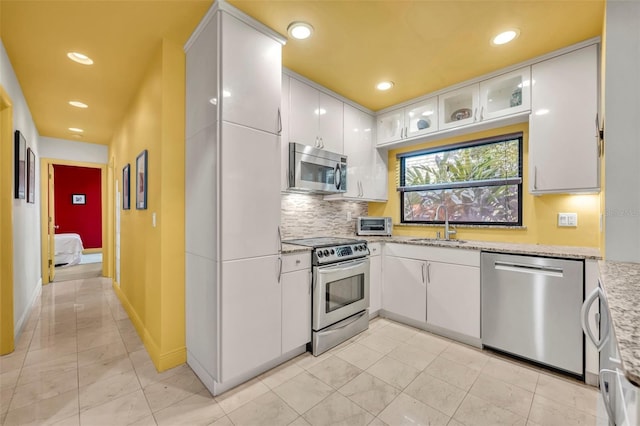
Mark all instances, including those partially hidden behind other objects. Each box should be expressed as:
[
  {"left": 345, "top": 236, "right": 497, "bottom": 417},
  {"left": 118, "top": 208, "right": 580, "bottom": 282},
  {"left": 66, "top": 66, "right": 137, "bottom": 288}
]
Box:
[
  {"left": 335, "top": 163, "right": 342, "bottom": 190},
  {"left": 581, "top": 286, "right": 610, "bottom": 352}
]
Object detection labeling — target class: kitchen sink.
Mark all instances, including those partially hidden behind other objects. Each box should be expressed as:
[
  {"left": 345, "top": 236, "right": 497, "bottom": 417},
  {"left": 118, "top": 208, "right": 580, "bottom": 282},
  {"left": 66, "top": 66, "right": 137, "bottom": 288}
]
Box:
[{"left": 409, "top": 238, "right": 468, "bottom": 245}]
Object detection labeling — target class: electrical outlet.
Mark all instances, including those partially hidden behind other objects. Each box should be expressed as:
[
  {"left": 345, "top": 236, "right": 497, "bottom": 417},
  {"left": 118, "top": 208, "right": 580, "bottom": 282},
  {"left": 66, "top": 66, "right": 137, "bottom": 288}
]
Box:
[{"left": 558, "top": 212, "right": 578, "bottom": 227}]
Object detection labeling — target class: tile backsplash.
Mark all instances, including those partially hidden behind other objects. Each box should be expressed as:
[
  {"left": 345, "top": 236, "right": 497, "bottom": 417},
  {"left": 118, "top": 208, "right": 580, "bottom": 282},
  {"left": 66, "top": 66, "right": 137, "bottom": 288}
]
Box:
[{"left": 281, "top": 193, "right": 368, "bottom": 239}]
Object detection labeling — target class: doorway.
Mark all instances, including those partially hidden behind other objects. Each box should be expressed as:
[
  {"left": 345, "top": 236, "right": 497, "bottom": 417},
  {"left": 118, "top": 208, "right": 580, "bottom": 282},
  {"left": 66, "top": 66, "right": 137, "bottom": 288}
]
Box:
[{"left": 40, "top": 159, "right": 107, "bottom": 284}]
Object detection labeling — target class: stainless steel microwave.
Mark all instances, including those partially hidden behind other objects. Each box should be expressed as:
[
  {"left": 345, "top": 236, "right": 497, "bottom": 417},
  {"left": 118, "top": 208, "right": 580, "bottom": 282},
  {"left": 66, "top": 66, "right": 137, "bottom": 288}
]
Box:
[
  {"left": 288, "top": 143, "right": 347, "bottom": 194},
  {"left": 356, "top": 217, "right": 392, "bottom": 236}
]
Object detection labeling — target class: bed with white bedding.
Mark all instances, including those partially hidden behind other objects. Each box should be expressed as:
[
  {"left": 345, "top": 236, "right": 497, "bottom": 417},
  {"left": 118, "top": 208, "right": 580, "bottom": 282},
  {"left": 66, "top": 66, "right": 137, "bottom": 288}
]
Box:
[{"left": 55, "top": 233, "right": 84, "bottom": 267}]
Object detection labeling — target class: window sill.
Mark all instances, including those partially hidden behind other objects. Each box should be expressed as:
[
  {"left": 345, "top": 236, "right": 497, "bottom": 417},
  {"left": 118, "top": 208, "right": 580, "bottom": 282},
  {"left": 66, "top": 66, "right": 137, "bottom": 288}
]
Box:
[{"left": 395, "top": 223, "right": 527, "bottom": 230}]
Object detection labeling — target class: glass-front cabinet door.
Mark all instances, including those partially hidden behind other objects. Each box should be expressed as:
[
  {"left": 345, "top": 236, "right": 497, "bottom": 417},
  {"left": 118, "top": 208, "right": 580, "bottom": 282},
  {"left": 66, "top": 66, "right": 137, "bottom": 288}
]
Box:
[
  {"left": 376, "top": 108, "right": 404, "bottom": 146},
  {"left": 438, "top": 84, "right": 480, "bottom": 130},
  {"left": 479, "top": 67, "right": 531, "bottom": 121},
  {"left": 405, "top": 96, "right": 438, "bottom": 138}
]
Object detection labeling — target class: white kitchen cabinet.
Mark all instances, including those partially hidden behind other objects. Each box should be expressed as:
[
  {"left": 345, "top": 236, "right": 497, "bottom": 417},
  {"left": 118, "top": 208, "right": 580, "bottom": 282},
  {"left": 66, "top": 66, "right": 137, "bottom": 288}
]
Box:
[
  {"left": 326, "top": 104, "right": 387, "bottom": 201},
  {"left": 185, "top": 2, "right": 288, "bottom": 395},
  {"left": 281, "top": 252, "right": 311, "bottom": 353},
  {"left": 426, "top": 261, "right": 480, "bottom": 339},
  {"left": 281, "top": 74, "right": 291, "bottom": 192},
  {"left": 376, "top": 97, "right": 438, "bottom": 146},
  {"left": 220, "top": 122, "right": 280, "bottom": 261},
  {"left": 439, "top": 84, "right": 480, "bottom": 130},
  {"left": 383, "top": 255, "right": 426, "bottom": 323},
  {"left": 479, "top": 67, "right": 531, "bottom": 122},
  {"left": 221, "top": 13, "right": 282, "bottom": 134},
  {"left": 289, "top": 77, "right": 344, "bottom": 153},
  {"left": 368, "top": 243, "right": 382, "bottom": 316},
  {"left": 529, "top": 44, "right": 599, "bottom": 194},
  {"left": 221, "top": 256, "right": 281, "bottom": 381}
]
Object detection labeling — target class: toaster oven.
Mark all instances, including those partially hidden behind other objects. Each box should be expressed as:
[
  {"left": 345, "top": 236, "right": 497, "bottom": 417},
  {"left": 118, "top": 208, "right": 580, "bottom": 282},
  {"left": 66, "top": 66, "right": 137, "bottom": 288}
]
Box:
[{"left": 356, "top": 217, "right": 392, "bottom": 236}]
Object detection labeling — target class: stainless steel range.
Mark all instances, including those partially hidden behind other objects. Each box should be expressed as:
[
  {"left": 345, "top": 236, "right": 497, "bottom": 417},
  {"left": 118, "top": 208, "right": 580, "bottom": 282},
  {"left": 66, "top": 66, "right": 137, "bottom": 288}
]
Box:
[{"left": 283, "top": 237, "right": 370, "bottom": 355}]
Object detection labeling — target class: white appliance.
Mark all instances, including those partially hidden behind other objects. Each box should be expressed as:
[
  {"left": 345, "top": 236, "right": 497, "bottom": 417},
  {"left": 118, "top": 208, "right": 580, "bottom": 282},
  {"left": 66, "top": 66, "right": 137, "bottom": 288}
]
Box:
[
  {"left": 283, "top": 237, "right": 370, "bottom": 355},
  {"left": 582, "top": 285, "right": 640, "bottom": 425}
]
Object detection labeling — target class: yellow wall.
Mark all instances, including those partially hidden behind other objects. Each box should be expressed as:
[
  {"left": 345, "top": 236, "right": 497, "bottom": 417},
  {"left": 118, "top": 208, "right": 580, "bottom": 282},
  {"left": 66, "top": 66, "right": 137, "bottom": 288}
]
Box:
[
  {"left": 109, "top": 39, "right": 186, "bottom": 371},
  {"left": 0, "top": 86, "right": 15, "bottom": 354},
  {"left": 369, "top": 123, "right": 602, "bottom": 248}
]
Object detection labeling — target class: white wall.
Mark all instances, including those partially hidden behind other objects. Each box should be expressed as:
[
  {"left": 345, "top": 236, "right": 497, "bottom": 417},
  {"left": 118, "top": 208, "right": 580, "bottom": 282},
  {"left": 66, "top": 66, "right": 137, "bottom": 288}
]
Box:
[
  {"left": 604, "top": 2, "right": 640, "bottom": 261},
  {"left": 39, "top": 137, "right": 108, "bottom": 164},
  {"left": 1, "top": 39, "right": 42, "bottom": 338}
]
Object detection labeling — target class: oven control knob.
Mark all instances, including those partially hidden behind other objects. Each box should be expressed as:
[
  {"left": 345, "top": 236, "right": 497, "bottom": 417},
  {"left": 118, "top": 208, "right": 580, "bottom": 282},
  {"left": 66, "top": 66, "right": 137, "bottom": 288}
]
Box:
[
  {"left": 317, "top": 251, "right": 323, "bottom": 258},
  {"left": 324, "top": 249, "right": 330, "bottom": 257},
  {"left": 330, "top": 249, "right": 335, "bottom": 255},
  {"left": 361, "top": 245, "right": 366, "bottom": 250}
]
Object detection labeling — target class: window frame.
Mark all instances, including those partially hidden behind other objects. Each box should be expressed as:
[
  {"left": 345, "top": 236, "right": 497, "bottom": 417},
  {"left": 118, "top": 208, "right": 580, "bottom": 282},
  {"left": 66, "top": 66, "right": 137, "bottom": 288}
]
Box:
[{"left": 398, "top": 132, "right": 523, "bottom": 226}]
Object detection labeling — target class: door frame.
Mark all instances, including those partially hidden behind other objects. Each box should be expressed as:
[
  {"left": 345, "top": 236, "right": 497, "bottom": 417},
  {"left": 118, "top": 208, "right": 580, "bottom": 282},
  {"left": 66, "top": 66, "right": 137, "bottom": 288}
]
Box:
[
  {"left": 40, "top": 159, "right": 109, "bottom": 284},
  {"left": 0, "top": 85, "right": 15, "bottom": 354}
]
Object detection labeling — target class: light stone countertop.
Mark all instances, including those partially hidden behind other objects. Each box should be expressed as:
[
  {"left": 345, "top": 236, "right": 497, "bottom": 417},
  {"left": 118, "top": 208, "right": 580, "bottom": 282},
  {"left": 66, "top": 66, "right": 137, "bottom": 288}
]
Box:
[
  {"left": 598, "top": 261, "right": 640, "bottom": 387},
  {"left": 358, "top": 236, "right": 602, "bottom": 260},
  {"left": 281, "top": 243, "right": 313, "bottom": 254}
]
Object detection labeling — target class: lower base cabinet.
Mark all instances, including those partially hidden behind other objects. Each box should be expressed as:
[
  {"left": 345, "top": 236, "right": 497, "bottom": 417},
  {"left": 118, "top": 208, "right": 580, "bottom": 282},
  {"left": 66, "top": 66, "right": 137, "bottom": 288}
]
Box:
[
  {"left": 221, "top": 256, "right": 282, "bottom": 381},
  {"left": 282, "top": 266, "right": 311, "bottom": 353},
  {"left": 382, "top": 255, "right": 426, "bottom": 323},
  {"left": 369, "top": 243, "right": 382, "bottom": 314},
  {"left": 426, "top": 261, "right": 480, "bottom": 338}
]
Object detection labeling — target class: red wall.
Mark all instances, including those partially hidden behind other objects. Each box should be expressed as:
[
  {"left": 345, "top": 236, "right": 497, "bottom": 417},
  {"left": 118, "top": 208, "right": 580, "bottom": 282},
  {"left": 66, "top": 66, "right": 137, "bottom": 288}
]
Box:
[{"left": 54, "top": 165, "right": 102, "bottom": 249}]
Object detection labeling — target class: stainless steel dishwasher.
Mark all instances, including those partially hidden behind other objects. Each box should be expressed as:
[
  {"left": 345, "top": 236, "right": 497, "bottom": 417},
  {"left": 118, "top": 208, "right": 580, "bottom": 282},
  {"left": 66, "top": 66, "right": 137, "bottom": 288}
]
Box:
[{"left": 481, "top": 252, "right": 584, "bottom": 376}]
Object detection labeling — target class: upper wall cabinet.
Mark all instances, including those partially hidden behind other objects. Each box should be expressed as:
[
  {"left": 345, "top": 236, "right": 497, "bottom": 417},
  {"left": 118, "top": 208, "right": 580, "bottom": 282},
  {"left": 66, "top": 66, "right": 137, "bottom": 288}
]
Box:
[
  {"left": 439, "top": 67, "right": 531, "bottom": 131},
  {"left": 288, "top": 77, "right": 344, "bottom": 154},
  {"left": 479, "top": 67, "right": 531, "bottom": 121},
  {"left": 220, "top": 13, "right": 282, "bottom": 135},
  {"left": 529, "top": 44, "right": 599, "bottom": 194},
  {"left": 326, "top": 104, "right": 387, "bottom": 201},
  {"left": 439, "top": 85, "right": 480, "bottom": 130},
  {"left": 377, "top": 97, "right": 438, "bottom": 146}
]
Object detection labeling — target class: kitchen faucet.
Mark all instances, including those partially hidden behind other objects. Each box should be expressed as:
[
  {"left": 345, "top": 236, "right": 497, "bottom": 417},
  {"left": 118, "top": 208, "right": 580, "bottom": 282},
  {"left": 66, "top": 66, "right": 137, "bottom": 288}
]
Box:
[{"left": 435, "top": 204, "right": 457, "bottom": 241}]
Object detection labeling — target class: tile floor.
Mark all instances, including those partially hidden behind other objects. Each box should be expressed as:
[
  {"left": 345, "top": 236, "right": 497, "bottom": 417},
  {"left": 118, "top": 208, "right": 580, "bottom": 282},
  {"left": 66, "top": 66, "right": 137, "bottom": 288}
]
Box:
[{"left": 0, "top": 276, "right": 608, "bottom": 426}]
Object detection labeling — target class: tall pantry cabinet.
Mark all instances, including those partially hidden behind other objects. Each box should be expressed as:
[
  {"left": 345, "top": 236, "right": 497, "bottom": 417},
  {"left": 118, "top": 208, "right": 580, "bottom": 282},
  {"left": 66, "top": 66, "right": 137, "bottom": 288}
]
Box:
[{"left": 184, "top": 2, "right": 287, "bottom": 395}]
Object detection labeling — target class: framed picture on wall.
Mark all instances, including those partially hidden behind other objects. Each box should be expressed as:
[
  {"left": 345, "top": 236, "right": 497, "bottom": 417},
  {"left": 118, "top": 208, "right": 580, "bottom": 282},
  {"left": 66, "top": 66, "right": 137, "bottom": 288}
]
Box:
[
  {"left": 14, "top": 130, "right": 26, "bottom": 199},
  {"left": 136, "top": 150, "right": 147, "bottom": 210},
  {"left": 72, "top": 194, "right": 86, "bottom": 205},
  {"left": 26, "top": 147, "right": 36, "bottom": 204},
  {"left": 123, "top": 163, "right": 130, "bottom": 210}
]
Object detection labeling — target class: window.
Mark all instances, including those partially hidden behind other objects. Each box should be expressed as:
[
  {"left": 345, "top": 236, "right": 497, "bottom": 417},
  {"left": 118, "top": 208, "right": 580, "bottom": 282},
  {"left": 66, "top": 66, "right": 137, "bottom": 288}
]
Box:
[{"left": 399, "top": 133, "right": 522, "bottom": 225}]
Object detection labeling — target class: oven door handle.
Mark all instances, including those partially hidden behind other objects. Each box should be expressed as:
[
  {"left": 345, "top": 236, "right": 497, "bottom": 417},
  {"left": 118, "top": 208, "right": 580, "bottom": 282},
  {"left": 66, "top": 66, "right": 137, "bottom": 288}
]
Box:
[{"left": 317, "top": 259, "right": 368, "bottom": 273}]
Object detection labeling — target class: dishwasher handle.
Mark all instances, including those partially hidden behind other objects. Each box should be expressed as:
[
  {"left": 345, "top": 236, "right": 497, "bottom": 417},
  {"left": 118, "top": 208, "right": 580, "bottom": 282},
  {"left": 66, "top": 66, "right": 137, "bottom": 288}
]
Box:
[
  {"left": 581, "top": 286, "right": 610, "bottom": 351},
  {"left": 494, "top": 261, "right": 564, "bottom": 277}
]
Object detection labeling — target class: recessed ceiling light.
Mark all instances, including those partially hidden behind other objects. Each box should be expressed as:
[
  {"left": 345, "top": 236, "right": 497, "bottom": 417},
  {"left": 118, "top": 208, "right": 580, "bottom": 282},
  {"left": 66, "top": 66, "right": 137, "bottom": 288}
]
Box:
[
  {"left": 376, "top": 81, "right": 394, "bottom": 91},
  {"left": 287, "top": 22, "right": 313, "bottom": 40},
  {"left": 422, "top": 110, "right": 434, "bottom": 116},
  {"left": 67, "top": 52, "right": 94, "bottom": 65},
  {"left": 69, "top": 101, "right": 88, "bottom": 108},
  {"left": 492, "top": 29, "right": 520, "bottom": 46},
  {"left": 68, "top": 127, "right": 84, "bottom": 133}
]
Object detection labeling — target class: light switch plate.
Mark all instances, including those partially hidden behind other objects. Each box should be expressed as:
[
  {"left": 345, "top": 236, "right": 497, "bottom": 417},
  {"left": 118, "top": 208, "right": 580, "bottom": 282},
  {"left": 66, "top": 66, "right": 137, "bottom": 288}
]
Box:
[{"left": 558, "top": 212, "right": 578, "bottom": 227}]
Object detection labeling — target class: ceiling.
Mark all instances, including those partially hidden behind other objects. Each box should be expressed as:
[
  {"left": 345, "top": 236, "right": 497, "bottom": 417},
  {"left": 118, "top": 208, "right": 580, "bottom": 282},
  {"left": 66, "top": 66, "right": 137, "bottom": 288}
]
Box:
[{"left": 0, "top": 0, "right": 604, "bottom": 146}]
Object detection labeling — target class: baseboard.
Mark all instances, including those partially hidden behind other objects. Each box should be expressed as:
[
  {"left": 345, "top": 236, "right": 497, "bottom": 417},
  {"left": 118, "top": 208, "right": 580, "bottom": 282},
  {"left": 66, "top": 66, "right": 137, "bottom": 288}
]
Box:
[
  {"left": 14, "top": 278, "right": 42, "bottom": 339},
  {"left": 112, "top": 282, "right": 185, "bottom": 372}
]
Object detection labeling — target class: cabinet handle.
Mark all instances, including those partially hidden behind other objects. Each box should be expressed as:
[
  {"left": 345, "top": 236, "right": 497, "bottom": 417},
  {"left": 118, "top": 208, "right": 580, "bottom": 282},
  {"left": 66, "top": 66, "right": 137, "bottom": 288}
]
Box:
[
  {"left": 277, "top": 226, "right": 282, "bottom": 254},
  {"left": 427, "top": 262, "right": 431, "bottom": 284},
  {"left": 277, "top": 108, "right": 282, "bottom": 135},
  {"left": 405, "top": 127, "right": 408, "bottom": 138},
  {"left": 533, "top": 166, "right": 538, "bottom": 190},
  {"left": 599, "top": 369, "right": 617, "bottom": 423},
  {"left": 309, "top": 271, "right": 312, "bottom": 294},
  {"left": 480, "top": 106, "right": 484, "bottom": 121},
  {"left": 421, "top": 263, "right": 426, "bottom": 284},
  {"left": 473, "top": 107, "right": 478, "bottom": 122},
  {"left": 277, "top": 256, "right": 282, "bottom": 283},
  {"left": 320, "top": 137, "right": 324, "bottom": 149}
]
